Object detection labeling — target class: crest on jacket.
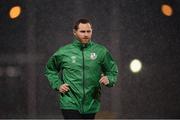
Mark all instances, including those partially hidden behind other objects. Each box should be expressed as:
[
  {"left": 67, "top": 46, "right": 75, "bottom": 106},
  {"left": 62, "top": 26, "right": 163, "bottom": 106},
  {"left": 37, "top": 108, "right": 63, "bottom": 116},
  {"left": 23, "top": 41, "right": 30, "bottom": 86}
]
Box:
[{"left": 90, "top": 53, "right": 97, "bottom": 60}]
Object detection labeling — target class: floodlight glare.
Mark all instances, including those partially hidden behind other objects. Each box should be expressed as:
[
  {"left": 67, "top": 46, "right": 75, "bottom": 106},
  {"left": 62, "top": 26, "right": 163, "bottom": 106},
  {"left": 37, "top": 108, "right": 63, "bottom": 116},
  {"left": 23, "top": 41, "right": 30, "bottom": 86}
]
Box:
[
  {"left": 9, "top": 6, "right": 21, "bottom": 19},
  {"left": 130, "top": 59, "right": 142, "bottom": 73},
  {"left": 161, "top": 4, "right": 173, "bottom": 16}
]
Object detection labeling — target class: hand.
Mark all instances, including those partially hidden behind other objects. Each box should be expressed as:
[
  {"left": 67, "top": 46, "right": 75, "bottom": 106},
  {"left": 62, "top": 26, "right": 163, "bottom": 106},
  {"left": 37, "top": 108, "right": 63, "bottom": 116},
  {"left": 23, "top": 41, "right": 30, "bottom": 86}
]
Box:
[
  {"left": 99, "top": 75, "right": 109, "bottom": 85},
  {"left": 59, "top": 83, "right": 69, "bottom": 93}
]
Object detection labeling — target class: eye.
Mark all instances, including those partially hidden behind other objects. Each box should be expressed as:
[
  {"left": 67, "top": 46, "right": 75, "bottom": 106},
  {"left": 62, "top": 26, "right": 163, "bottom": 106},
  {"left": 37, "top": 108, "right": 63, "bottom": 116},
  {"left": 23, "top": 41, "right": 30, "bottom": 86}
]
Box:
[
  {"left": 80, "top": 31, "right": 85, "bottom": 33},
  {"left": 87, "top": 30, "right": 91, "bottom": 33}
]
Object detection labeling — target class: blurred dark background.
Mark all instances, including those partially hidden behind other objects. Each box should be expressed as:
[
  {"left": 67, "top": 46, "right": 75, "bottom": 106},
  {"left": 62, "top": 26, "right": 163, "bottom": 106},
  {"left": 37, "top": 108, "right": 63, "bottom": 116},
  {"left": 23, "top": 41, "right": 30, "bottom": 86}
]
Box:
[{"left": 0, "top": 0, "right": 180, "bottom": 119}]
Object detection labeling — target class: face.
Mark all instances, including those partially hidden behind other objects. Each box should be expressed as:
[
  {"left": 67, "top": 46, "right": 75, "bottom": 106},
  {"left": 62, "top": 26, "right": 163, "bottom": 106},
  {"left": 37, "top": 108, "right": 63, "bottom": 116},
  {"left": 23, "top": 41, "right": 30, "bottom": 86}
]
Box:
[{"left": 73, "top": 23, "right": 92, "bottom": 44}]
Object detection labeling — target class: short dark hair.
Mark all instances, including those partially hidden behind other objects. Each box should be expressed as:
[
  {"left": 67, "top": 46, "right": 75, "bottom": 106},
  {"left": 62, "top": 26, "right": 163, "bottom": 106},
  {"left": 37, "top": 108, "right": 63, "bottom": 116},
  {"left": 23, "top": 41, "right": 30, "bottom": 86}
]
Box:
[{"left": 73, "top": 18, "right": 92, "bottom": 30}]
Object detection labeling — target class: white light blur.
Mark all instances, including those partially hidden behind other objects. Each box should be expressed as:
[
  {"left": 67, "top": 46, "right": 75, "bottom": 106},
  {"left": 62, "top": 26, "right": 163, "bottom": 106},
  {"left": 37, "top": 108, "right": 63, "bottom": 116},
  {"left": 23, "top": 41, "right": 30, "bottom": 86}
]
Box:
[{"left": 130, "top": 59, "right": 142, "bottom": 73}]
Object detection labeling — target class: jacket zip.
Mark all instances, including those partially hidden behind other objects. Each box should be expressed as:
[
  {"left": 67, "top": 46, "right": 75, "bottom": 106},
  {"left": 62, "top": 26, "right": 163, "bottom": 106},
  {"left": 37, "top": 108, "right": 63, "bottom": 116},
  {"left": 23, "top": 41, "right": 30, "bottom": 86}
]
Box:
[{"left": 81, "top": 47, "right": 85, "bottom": 113}]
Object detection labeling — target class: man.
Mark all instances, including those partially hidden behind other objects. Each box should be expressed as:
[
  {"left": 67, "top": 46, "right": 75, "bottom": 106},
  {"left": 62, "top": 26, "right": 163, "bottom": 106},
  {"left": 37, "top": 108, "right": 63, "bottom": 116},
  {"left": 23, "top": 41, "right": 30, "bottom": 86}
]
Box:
[{"left": 44, "top": 18, "right": 118, "bottom": 119}]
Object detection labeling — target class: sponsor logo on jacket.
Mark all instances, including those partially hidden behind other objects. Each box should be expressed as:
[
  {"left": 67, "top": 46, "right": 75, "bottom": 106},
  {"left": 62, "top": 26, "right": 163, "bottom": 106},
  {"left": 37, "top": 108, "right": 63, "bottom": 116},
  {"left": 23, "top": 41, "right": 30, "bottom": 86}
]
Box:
[{"left": 71, "top": 56, "right": 76, "bottom": 63}]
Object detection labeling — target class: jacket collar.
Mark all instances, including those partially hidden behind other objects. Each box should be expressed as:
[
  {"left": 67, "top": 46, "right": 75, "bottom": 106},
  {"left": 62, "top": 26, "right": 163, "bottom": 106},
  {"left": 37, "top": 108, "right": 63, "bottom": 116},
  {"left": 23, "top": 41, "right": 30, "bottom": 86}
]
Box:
[{"left": 72, "top": 37, "right": 92, "bottom": 49}]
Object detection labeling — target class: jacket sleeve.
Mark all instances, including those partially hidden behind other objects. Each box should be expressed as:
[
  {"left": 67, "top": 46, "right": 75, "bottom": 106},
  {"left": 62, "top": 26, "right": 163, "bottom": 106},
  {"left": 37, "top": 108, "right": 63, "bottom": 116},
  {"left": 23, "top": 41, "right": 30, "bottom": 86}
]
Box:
[
  {"left": 44, "top": 54, "right": 62, "bottom": 91},
  {"left": 101, "top": 49, "right": 118, "bottom": 87}
]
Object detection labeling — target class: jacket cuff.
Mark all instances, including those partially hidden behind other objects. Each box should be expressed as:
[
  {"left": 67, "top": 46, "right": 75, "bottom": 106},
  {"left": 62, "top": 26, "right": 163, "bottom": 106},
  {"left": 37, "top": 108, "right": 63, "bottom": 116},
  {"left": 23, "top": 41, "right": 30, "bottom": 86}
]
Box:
[{"left": 106, "top": 76, "right": 116, "bottom": 87}]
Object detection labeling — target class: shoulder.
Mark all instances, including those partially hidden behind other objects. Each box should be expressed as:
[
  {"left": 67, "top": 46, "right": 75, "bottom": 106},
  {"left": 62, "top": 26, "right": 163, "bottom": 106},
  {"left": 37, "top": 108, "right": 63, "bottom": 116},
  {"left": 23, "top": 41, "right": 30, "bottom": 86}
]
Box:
[
  {"left": 54, "top": 43, "right": 73, "bottom": 55},
  {"left": 91, "top": 41, "right": 108, "bottom": 52}
]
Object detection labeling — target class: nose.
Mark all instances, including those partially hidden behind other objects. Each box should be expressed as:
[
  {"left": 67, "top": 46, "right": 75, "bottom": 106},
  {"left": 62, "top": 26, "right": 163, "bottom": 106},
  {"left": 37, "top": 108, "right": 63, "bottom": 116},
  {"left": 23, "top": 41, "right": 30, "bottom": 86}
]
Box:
[
  {"left": 85, "top": 32, "right": 88, "bottom": 36},
  {"left": 84, "top": 32, "right": 88, "bottom": 37}
]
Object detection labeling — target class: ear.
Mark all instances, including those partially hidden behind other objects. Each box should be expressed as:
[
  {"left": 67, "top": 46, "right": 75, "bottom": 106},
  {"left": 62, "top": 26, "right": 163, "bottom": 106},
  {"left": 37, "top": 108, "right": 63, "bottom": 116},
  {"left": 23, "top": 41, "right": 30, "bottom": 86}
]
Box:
[{"left": 73, "top": 29, "right": 76, "bottom": 36}]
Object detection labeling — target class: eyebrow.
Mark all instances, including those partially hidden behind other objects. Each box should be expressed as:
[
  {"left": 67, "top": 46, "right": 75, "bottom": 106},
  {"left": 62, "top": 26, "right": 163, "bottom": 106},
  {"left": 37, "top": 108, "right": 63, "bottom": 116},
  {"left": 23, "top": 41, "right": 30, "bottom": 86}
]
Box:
[{"left": 80, "top": 30, "right": 92, "bottom": 32}]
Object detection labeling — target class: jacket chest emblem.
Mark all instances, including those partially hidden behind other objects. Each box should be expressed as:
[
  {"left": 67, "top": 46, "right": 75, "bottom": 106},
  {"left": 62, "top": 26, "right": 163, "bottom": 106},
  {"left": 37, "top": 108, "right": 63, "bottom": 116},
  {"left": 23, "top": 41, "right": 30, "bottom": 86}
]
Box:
[
  {"left": 90, "top": 53, "right": 97, "bottom": 60},
  {"left": 71, "top": 56, "right": 76, "bottom": 63}
]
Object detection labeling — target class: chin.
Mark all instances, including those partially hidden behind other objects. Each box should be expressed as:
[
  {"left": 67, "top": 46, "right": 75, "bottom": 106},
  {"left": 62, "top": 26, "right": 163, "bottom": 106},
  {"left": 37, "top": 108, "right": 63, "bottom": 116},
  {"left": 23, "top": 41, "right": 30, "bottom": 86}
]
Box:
[{"left": 81, "top": 40, "right": 89, "bottom": 43}]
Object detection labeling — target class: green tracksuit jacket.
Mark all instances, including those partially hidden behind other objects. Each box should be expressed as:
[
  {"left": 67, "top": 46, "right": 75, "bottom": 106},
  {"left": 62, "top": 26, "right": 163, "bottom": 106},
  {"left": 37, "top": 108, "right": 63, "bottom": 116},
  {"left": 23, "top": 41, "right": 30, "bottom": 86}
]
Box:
[{"left": 45, "top": 38, "right": 118, "bottom": 114}]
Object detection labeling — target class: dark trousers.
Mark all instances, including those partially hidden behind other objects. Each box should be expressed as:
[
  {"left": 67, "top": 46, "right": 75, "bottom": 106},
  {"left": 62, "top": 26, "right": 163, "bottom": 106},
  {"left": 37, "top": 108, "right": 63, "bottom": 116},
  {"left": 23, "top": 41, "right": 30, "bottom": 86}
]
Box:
[{"left": 61, "top": 109, "right": 96, "bottom": 119}]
